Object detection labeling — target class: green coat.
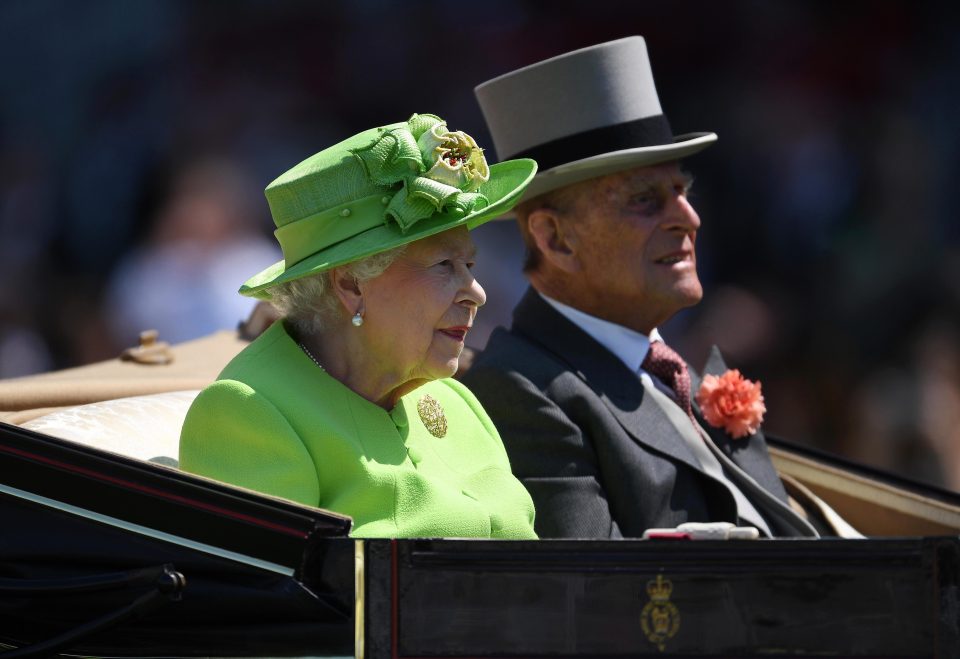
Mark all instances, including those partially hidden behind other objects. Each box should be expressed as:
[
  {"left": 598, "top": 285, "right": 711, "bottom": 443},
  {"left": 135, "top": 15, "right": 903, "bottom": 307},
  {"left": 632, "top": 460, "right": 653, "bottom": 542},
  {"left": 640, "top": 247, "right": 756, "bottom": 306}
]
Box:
[{"left": 179, "top": 321, "right": 536, "bottom": 539}]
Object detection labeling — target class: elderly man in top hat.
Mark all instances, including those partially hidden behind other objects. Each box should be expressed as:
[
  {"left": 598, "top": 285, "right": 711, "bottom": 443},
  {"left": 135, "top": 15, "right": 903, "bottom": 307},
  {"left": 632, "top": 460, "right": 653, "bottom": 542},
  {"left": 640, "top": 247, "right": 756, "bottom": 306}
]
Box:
[{"left": 463, "top": 37, "right": 824, "bottom": 539}]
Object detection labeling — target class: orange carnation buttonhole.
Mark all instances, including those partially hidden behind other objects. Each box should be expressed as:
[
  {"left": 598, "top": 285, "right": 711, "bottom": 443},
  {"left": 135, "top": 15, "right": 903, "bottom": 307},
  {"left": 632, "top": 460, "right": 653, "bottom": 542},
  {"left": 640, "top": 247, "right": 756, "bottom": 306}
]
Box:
[{"left": 695, "top": 369, "right": 766, "bottom": 439}]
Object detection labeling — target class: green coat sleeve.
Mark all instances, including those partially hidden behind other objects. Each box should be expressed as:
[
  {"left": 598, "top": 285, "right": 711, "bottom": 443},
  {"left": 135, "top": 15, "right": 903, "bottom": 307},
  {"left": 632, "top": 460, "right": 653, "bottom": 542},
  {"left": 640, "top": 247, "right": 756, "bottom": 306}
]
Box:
[{"left": 179, "top": 379, "right": 321, "bottom": 507}]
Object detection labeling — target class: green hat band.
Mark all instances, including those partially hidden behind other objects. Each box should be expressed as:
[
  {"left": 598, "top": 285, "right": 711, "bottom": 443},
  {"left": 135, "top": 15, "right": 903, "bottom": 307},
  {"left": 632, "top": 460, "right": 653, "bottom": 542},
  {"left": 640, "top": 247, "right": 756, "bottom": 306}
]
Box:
[{"left": 275, "top": 194, "right": 387, "bottom": 266}]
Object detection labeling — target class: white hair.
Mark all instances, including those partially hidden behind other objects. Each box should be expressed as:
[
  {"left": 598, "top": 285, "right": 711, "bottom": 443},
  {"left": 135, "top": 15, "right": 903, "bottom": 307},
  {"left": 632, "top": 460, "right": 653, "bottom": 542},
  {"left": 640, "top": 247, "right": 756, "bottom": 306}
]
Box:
[{"left": 269, "top": 246, "right": 405, "bottom": 336}]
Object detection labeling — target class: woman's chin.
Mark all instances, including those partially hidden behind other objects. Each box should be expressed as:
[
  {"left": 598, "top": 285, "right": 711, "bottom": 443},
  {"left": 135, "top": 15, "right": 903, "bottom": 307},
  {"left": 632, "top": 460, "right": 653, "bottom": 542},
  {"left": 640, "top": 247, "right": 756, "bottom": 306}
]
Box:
[
  {"left": 411, "top": 350, "right": 463, "bottom": 384},
  {"left": 442, "top": 358, "right": 460, "bottom": 379},
  {"left": 430, "top": 357, "right": 460, "bottom": 380}
]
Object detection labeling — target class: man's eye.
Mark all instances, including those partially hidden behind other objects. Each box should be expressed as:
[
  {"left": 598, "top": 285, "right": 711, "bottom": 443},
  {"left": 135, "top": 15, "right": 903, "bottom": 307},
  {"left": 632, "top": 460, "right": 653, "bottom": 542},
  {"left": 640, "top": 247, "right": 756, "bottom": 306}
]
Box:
[{"left": 630, "top": 193, "right": 657, "bottom": 208}]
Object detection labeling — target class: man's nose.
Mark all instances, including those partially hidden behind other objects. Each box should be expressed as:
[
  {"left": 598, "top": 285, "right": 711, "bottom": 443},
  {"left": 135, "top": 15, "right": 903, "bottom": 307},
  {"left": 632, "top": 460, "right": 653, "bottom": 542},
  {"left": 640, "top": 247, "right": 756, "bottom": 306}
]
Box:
[{"left": 666, "top": 195, "right": 701, "bottom": 232}]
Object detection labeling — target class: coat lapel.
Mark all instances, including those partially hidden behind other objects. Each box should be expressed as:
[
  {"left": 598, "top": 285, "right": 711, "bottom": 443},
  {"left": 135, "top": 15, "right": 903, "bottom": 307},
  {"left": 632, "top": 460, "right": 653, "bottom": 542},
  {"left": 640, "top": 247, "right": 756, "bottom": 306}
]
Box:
[
  {"left": 510, "top": 289, "right": 705, "bottom": 475},
  {"left": 691, "top": 345, "right": 789, "bottom": 503}
]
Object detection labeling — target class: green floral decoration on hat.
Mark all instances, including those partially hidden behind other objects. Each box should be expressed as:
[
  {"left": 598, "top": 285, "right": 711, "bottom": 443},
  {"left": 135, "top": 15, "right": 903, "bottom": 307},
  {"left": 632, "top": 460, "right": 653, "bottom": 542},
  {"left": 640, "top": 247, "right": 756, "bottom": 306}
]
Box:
[{"left": 351, "top": 113, "right": 490, "bottom": 233}]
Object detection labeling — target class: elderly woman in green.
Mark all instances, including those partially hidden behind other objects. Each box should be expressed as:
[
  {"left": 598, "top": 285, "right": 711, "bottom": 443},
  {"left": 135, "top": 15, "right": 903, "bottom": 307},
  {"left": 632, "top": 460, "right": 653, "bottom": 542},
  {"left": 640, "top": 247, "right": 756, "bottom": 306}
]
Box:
[{"left": 179, "top": 114, "right": 537, "bottom": 539}]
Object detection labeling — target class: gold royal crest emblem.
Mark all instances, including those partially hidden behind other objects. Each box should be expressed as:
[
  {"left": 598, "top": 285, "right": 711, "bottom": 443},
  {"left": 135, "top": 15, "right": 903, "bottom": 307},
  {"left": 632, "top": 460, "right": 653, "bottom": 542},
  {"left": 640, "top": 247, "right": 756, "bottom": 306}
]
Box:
[
  {"left": 417, "top": 394, "right": 447, "bottom": 438},
  {"left": 640, "top": 574, "right": 680, "bottom": 652}
]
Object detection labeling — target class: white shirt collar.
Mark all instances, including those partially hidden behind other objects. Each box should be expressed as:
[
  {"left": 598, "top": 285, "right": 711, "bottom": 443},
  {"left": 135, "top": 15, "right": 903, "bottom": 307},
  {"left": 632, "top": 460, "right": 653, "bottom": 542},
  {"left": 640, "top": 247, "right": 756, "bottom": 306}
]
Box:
[{"left": 539, "top": 292, "right": 662, "bottom": 373}]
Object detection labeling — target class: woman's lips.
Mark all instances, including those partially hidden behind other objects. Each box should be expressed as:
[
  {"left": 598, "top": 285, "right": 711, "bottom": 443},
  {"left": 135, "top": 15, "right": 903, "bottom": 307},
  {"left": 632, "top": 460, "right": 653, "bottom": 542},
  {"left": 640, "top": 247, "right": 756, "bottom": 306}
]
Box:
[{"left": 438, "top": 326, "right": 470, "bottom": 341}]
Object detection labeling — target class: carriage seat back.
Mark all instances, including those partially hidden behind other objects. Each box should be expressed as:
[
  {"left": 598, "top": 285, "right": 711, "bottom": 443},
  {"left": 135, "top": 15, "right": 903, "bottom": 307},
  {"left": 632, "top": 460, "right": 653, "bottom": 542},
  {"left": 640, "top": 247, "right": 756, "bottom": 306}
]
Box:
[{"left": 21, "top": 390, "right": 199, "bottom": 467}]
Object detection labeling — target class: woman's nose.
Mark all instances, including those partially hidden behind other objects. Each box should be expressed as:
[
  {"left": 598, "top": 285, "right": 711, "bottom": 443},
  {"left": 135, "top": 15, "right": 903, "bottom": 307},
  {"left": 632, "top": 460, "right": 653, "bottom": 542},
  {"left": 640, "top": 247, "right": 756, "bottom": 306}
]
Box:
[{"left": 460, "top": 272, "right": 486, "bottom": 308}]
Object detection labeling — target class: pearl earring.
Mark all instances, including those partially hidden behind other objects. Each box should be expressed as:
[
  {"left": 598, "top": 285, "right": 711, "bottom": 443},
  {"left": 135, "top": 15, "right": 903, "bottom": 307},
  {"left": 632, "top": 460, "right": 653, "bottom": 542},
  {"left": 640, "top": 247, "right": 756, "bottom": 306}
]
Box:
[{"left": 352, "top": 311, "right": 364, "bottom": 327}]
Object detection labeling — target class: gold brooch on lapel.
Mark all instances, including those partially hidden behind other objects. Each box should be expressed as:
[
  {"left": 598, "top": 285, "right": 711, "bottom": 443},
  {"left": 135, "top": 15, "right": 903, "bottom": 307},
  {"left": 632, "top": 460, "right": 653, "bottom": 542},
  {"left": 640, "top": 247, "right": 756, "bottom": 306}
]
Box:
[{"left": 417, "top": 394, "right": 447, "bottom": 438}]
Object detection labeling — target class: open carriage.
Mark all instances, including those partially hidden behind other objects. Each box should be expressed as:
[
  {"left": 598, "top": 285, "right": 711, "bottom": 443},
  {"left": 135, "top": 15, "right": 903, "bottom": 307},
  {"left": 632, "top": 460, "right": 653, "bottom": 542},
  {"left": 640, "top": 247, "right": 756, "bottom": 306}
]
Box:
[{"left": 2, "top": 320, "right": 959, "bottom": 658}]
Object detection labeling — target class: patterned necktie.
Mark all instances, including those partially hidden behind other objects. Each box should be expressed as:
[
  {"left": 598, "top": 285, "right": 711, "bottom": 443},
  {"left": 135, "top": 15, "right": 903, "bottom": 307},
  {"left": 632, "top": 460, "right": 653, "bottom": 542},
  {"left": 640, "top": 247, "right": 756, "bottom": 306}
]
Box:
[{"left": 642, "top": 341, "right": 694, "bottom": 421}]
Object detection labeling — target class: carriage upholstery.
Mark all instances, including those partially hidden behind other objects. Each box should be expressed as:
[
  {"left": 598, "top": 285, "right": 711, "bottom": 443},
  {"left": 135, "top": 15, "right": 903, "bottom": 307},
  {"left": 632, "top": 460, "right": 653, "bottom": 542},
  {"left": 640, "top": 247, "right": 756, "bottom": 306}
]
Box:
[{"left": 21, "top": 390, "right": 199, "bottom": 467}]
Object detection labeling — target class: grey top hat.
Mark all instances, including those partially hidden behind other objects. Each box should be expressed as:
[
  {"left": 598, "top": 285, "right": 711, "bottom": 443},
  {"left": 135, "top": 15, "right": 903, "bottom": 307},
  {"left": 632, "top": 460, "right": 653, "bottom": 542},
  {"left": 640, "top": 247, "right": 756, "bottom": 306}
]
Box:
[{"left": 475, "top": 36, "right": 717, "bottom": 201}]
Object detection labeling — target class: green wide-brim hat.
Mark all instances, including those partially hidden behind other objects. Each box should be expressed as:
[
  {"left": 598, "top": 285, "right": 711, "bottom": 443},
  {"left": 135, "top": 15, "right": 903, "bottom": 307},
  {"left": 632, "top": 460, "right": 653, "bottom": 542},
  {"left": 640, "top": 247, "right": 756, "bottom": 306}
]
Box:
[{"left": 241, "top": 113, "right": 537, "bottom": 299}]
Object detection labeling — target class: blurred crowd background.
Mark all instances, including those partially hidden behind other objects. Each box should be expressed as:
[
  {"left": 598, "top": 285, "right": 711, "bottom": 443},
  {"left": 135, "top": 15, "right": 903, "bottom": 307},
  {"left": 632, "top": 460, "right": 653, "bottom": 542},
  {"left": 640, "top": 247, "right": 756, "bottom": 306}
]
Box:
[{"left": 1, "top": 0, "right": 959, "bottom": 490}]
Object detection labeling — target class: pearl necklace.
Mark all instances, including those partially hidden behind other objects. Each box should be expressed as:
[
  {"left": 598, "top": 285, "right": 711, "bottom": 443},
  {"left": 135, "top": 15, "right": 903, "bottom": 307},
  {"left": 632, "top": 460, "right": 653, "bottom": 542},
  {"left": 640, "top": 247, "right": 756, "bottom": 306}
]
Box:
[{"left": 298, "top": 342, "right": 324, "bottom": 370}]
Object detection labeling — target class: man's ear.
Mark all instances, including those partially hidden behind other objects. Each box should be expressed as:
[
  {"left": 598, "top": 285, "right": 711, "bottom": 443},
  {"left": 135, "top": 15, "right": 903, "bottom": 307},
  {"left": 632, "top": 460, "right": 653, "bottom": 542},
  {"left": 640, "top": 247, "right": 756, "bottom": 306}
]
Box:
[
  {"left": 329, "top": 267, "right": 363, "bottom": 317},
  {"left": 526, "top": 208, "right": 580, "bottom": 274}
]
